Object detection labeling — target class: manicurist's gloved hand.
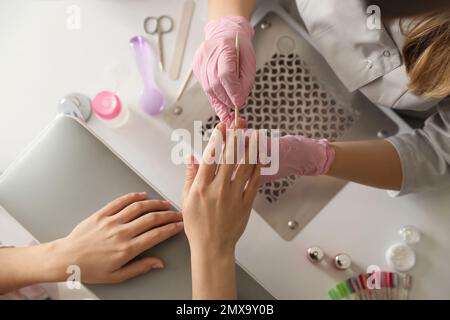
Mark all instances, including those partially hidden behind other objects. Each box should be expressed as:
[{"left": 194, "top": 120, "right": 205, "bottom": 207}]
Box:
[
  {"left": 193, "top": 16, "right": 256, "bottom": 122},
  {"left": 261, "top": 135, "right": 336, "bottom": 184},
  {"left": 223, "top": 117, "right": 335, "bottom": 183}
]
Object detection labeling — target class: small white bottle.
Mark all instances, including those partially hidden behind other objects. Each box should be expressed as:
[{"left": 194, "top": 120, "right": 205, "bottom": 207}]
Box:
[{"left": 92, "top": 91, "right": 130, "bottom": 127}]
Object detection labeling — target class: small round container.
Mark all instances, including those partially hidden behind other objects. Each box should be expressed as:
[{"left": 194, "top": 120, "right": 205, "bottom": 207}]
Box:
[
  {"left": 333, "top": 253, "right": 352, "bottom": 270},
  {"left": 92, "top": 91, "right": 129, "bottom": 127},
  {"left": 398, "top": 225, "right": 421, "bottom": 245},
  {"left": 386, "top": 243, "right": 416, "bottom": 272},
  {"left": 306, "top": 246, "right": 324, "bottom": 263}
]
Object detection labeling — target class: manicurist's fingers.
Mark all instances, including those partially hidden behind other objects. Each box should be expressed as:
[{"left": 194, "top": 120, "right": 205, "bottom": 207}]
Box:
[
  {"left": 217, "top": 45, "right": 241, "bottom": 108},
  {"left": 193, "top": 44, "right": 232, "bottom": 122}
]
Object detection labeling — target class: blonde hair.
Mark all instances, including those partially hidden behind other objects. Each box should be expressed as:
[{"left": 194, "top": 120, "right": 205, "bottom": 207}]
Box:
[{"left": 402, "top": 11, "right": 450, "bottom": 98}]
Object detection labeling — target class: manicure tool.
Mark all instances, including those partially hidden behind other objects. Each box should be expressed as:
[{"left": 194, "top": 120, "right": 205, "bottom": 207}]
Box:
[
  {"left": 129, "top": 36, "right": 164, "bottom": 115},
  {"left": 172, "top": 69, "right": 193, "bottom": 115},
  {"left": 212, "top": 32, "right": 240, "bottom": 176},
  {"left": 235, "top": 32, "right": 240, "bottom": 128},
  {"left": 169, "top": 0, "right": 195, "bottom": 80},
  {"left": 144, "top": 15, "right": 174, "bottom": 71}
]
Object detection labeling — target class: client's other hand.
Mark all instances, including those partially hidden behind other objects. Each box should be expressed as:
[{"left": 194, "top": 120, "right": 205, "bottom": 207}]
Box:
[
  {"left": 49, "top": 193, "right": 183, "bottom": 284},
  {"left": 181, "top": 122, "right": 261, "bottom": 299}
]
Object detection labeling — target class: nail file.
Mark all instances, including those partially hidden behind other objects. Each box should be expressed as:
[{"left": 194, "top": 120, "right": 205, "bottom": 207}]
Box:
[
  {"left": 235, "top": 32, "right": 240, "bottom": 128},
  {"left": 169, "top": 0, "right": 195, "bottom": 80}
]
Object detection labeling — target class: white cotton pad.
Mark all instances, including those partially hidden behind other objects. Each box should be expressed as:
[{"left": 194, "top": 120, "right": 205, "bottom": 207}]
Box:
[{"left": 386, "top": 243, "right": 416, "bottom": 272}]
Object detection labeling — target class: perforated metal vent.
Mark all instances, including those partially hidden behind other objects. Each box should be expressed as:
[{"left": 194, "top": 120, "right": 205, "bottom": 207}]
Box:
[{"left": 203, "top": 53, "right": 357, "bottom": 203}]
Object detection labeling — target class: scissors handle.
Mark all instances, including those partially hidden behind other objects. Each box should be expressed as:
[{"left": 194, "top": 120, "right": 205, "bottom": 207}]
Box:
[
  {"left": 143, "top": 15, "right": 173, "bottom": 71},
  {"left": 144, "top": 16, "right": 157, "bottom": 35},
  {"left": 144, "top": 15, "right": 173, "bottom": 34},
  {"left": 158, "top": 15, "right": 174, "bottom": 33}
]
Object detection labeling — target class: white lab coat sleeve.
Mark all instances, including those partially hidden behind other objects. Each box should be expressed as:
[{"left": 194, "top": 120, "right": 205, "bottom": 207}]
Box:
[{"left": 386, "top": 99, "right": 450, "bottom": 196}]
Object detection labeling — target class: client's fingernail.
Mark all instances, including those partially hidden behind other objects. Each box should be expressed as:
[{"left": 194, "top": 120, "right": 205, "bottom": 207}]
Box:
[
  {"left": 152, "top": 262, "right": 164, "bottom": 269},
  {"left": 185, "top": 155, "right": 194, "bottom": 168},
  {"left": 177, "top": 221, "right": 184, "bottom": 227},
  {"left": 139, "top": 192, "right": 147, "bottom": 196}
]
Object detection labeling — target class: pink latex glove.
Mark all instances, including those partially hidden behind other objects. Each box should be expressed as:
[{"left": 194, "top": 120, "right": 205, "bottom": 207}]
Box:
[
  {"left": 193, "top": 16, "right": 256, "bottom": 122},
  {"left": 224, "top": 118, "right": 334, "bottom": 183},
  {"left": 224, "top": 117, "right": 334, "bottom": 182},
  {"left": 261, "top": 135, "right": 336, "bottom": 184}
]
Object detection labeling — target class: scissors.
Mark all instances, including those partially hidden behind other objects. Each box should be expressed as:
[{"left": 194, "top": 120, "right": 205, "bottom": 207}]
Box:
[{"left": 144, "top": 15, "right": 174, "bottom": 71}]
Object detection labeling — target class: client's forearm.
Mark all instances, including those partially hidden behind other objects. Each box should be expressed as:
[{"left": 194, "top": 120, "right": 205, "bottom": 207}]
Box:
[
  {"left": 0, "top": 243, "right": 62, "bottom": 293},
  {"left": 191, "top": 248, "right": 237, "bottom": 300}
]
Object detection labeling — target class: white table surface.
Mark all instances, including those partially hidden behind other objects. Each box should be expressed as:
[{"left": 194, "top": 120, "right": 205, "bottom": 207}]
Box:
[{"left": 1, "top": 0, "right": 449, "bottom": 299}]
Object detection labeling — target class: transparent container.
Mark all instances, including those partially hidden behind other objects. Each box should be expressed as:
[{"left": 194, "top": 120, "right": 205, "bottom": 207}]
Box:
[
  {"left": 398, "top": 225, "right": 421, "bottom": 244},
  {"left": 92, "top": 91, "right": 129, "bottom": 128}
]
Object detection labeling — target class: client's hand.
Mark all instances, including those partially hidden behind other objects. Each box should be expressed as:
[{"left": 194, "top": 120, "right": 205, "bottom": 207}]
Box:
[
  {"left": 182, "top": 122, "right": 261, "bottom": 299},
  {"left": 48, "top": 192, "right": 183, "bottom": 284},
  {"left": 0, "top": 193, "right": 183, "bottom": 293}
]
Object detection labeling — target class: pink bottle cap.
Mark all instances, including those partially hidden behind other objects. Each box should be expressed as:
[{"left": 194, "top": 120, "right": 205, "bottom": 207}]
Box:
[{"left": 92, "top": 91, "right": 122, "bottom": 120}]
